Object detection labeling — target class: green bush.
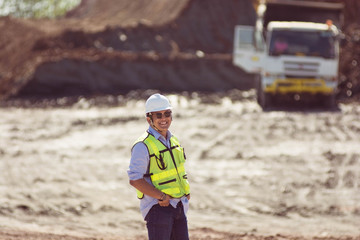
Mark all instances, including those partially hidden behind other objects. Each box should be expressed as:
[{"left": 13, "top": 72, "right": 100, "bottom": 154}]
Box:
[{"left": 0, "top": 0, "right": 81, "bottom": 18}]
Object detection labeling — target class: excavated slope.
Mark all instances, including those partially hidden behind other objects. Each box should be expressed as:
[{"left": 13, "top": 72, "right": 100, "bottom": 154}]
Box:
[
  {"left": 0, "top": 0, "right": 359, "bottom": 100},
  {"left": 0, "top": 0, "right": 256, "bottom": 99}
]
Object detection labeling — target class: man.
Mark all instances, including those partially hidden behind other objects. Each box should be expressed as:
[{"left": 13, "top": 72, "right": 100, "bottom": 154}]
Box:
[
  {"left": 273, "top": 36, "right": 288, "bottom": 55},
  {"left": 128, "top": 93, "right": 191, "bottom": 240}
]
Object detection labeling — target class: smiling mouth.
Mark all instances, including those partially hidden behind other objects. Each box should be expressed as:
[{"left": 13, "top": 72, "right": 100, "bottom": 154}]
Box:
[{"left": 158, "top": 120, "right": 169, "bottom": 126}]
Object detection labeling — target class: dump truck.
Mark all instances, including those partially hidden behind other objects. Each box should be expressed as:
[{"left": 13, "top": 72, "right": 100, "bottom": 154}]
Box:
[{"left": 233, "top": 0, "right": 344, "bottom": 109}]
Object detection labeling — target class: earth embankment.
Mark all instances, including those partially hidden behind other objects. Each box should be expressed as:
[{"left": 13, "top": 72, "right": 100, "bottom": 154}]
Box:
[
  {"left": 0, "top": 0, "right": 256, "bottom": 99},
  {"left": 1, "top": 0, "right": 359, "bottom": 101}
]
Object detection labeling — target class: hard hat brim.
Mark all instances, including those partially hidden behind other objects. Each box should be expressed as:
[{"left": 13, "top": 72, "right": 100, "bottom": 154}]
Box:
[{"left": 146, "top": 106, "right": 172, "bottom": 113}]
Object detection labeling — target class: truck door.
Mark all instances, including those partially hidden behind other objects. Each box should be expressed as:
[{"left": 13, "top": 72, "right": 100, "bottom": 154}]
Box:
[{"left": 233, "top": 25, "right": 265, "bottom": 73}]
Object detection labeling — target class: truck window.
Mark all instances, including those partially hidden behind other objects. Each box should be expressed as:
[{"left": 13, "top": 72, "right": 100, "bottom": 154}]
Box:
[
  {"left": 236, "top": 27, "right": 254, "bottom": 49},
  {"left": 269, "top": 30, "right": 335, "bottom": 58}
]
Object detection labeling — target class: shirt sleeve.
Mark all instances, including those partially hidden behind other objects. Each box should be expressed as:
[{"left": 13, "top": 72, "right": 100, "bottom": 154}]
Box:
[{"left": 127, "top": 142, "right": 150, "bottom": 181}]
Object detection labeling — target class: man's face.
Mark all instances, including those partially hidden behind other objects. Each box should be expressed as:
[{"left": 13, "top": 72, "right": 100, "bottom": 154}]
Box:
[{"left": 147, "top": 110, "right": 172, "bottom": 132}]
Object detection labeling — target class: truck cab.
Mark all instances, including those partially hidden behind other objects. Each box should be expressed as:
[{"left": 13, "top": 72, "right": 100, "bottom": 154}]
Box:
[{"left": 233, "top": 0, "right": 344, "bottom": 109}]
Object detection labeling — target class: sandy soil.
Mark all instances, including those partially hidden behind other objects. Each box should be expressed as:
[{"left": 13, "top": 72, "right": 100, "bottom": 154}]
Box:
[{"left": 0, "top": 91, "right": 359, "bottom": 239}]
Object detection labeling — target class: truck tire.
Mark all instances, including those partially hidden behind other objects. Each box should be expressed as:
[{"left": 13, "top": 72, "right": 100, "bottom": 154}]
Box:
[
  {"left": 255, "top": 74, "right": 263, "bottom": 105},
  {"left": 256, "top": 75, "right": 272, "bottom": 110},
  {"left": 258, "top": 90, "right": 273, "bottom": 110},
  {"left": 324, "top": 94, "right": 336, "bottom": 109}
]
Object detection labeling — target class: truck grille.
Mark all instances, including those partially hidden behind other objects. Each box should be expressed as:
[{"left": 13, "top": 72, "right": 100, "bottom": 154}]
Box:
[{"left": 284, "top": 61, "right": 319, "bottom": 76}]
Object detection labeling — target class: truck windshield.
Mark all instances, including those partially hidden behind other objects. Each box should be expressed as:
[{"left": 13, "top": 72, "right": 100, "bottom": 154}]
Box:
[{"left": 269, "top": 30, "right": 336, "bottom": 59}]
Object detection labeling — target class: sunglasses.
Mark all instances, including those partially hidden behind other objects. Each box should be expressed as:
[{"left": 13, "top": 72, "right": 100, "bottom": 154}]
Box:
[{"left": 151, "top": 111, "right": 172, "bottom": 119}]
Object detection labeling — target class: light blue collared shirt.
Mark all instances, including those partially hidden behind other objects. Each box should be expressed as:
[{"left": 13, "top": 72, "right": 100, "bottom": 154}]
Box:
[{"left": 127, "top": 126, "right": 189, "bottom": 219}]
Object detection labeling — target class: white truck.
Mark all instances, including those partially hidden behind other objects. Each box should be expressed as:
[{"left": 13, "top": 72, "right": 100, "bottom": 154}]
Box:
[{"left": 233, "top": 0, "right": 344, "bottom": 109}]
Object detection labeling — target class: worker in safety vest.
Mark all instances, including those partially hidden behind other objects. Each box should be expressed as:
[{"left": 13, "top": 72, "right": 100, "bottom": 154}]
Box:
[{"left": 127, "top": 93, "right": 191, "bottom": 240}]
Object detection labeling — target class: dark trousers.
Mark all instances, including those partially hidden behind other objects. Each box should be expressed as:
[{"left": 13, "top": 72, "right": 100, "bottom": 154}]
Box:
[{"left": 145, "top": 202, "right": 189, "bottom": 240}]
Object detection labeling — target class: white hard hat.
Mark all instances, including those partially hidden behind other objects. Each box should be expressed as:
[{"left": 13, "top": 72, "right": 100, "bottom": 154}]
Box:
[{"left": 145, "top": 93, "right": 172, "bottom": 114}]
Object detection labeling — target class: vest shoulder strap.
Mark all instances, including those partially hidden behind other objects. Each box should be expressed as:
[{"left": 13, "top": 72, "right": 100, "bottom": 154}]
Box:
[
  {"left": 145, "top": 136, "right": 160, "bottom": 157},
  {"left": 134, "top": 132, "right": 150, "bottom": 145}
]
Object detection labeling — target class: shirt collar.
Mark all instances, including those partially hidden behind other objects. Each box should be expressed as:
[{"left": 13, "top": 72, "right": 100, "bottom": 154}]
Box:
[{"left": 148, "top": 126, "right": 172, "bottom": 142}]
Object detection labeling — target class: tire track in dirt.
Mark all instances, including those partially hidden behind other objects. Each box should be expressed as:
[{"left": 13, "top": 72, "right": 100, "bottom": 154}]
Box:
[{"left": 195, "top": 120, "right": 243, "bottom": 161}]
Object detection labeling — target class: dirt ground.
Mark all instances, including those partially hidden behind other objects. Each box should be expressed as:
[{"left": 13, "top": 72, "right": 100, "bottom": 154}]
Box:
[{"left": 0, "top": 91, "right": 359, "bottom": 240}]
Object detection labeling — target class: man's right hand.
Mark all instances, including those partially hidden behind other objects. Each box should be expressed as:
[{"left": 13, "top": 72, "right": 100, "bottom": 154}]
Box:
[{"left": 158, "top": 194, "right": 170, "bottom": 207}]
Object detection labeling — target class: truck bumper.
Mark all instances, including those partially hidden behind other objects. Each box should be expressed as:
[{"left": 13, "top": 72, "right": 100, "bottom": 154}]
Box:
[{"left": 264, "top": 78, "right": 336, "bottom": 95}]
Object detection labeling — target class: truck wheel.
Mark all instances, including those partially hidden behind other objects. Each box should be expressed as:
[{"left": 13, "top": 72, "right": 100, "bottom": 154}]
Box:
[
  {"left": 324, "top": 94, "right": 336, "bottom": 109},
  {"left": 257, "top": 87, "right": 263, "bottom": 105},
  {"left": 255, "top": 74, "right": 272, "bottom": 110},
  {"left": 264, "top": 93, "right": 273, "bottom": 109},
  {"left": 255, "top": 74, "right": 262, "bottom": 105},
  {"left": 258, "top": 90, "right": 272, "bottom": 110}
]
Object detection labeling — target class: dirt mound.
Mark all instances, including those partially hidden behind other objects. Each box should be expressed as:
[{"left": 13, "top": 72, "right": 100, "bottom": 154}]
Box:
[
  {"left": 65, "top": 0, "right": 190, "bottom": 28},
  {"left": 0, "top": 0, "right": 359, "bottom": 100},
  {"left": 0, "top": 0, "right": 256, "bottom": 99}
]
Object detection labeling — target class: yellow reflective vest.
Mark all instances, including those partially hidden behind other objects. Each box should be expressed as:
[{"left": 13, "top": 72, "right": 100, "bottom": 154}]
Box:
[{"left": 133, "top": 131, "right": 190, "bottom": 199}]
